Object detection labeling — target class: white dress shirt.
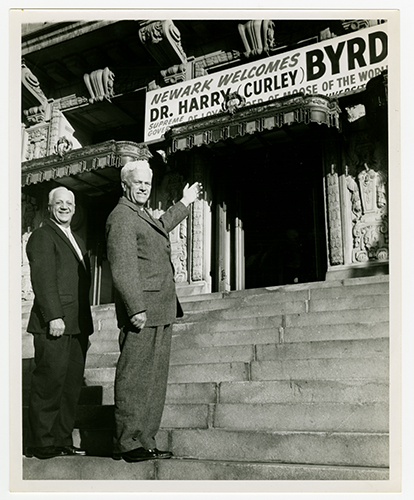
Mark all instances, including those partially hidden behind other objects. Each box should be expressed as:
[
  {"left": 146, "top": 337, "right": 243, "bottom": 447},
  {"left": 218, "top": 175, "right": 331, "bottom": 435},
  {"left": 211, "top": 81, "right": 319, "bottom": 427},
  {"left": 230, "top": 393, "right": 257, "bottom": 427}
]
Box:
[{"left": 52, "top": 220, "right": 87, "bottom": 270}]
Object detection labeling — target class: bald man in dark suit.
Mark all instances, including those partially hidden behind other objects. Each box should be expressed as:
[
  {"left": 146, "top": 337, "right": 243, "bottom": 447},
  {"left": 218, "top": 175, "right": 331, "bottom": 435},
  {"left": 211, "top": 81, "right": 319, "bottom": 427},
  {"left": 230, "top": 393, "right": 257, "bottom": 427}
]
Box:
[{"left": 25, "top": 187, "right": 93, "bottom": 459}]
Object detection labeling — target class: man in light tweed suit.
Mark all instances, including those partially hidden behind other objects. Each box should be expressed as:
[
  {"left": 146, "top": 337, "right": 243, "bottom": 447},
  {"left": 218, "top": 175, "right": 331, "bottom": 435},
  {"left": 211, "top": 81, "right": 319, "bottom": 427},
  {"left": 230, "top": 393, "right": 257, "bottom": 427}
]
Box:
[{"left": 106, "top": 160, "right": 201, "bottom": 463}]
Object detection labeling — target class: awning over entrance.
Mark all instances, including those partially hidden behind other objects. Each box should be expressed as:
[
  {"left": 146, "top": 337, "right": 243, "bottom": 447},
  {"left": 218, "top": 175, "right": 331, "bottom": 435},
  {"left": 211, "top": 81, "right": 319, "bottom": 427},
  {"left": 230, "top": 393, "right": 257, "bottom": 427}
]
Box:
[
  {"left": 21, "top": 140, "right": 152, "bottom": 195},
  {"left": 165, "top": 93, "right": 341, "bottom": 154}
]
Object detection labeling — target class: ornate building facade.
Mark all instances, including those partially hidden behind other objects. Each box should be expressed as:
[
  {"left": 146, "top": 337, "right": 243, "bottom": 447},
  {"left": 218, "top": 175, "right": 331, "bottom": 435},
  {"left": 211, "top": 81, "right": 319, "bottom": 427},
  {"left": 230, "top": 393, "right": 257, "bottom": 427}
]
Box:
[{"left": 20, "top": 17, "right": 389, "bottom": 304}]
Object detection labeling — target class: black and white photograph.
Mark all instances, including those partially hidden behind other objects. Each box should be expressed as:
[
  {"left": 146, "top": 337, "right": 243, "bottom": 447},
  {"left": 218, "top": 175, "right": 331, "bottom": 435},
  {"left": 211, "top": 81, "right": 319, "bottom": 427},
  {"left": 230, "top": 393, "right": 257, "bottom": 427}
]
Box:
[{"left": 8, "top": 6, "right": 407, "bottom": 496}]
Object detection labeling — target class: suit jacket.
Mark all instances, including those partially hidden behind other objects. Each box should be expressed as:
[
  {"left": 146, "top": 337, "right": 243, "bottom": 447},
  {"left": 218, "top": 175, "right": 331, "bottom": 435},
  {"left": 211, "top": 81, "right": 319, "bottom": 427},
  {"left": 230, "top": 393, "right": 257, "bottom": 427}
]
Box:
[
  {"left": 26, "top": 219, "right": 93, "bottom": 336},
  {"left": 105, "top": 196, "right": 189, "bottom": 329}
]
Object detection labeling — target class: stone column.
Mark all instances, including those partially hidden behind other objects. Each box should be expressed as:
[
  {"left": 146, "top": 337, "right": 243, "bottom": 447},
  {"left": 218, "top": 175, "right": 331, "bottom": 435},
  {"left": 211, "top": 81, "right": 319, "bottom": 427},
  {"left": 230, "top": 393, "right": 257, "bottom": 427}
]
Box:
[{"left": 180, "top": 149, "right": 212, "bottom": 295}]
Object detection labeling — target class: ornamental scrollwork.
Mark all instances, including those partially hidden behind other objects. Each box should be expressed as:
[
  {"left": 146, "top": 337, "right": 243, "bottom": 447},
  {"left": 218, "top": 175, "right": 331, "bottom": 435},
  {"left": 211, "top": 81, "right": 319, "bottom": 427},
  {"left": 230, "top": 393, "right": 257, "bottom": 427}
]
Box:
[
  {"left": 346, "top": 163, "right": 388, "bottom": 263},
  {"left": 22, "top": 61, "right": 48, "bottom": 106},
  {"left": 54, "top": 136, "right": 73, "bottom": 158},
  {"left": 83, "top": 67, "right": 115, "bottom": 104},
  {"left": 221, "top": 92, "right": 246, "bottom": 115},
  {"left": 139, "top": 20, "right": 187, "bottom": 68},
  {"left": 238, "top": 20, "right": 276, "bottom": 58}
]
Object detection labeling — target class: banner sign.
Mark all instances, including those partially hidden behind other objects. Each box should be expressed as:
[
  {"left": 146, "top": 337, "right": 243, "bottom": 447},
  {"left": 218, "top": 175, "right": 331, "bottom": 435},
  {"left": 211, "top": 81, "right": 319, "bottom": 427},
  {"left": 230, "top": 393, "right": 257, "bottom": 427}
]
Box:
[{"left": 144, "top": 23, "right": 388, "bottom": 142}]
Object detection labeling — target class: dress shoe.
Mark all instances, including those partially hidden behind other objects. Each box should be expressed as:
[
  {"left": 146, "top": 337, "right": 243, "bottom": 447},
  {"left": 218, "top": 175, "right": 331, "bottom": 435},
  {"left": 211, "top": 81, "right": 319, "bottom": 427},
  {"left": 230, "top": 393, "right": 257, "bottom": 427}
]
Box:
[
  {"left": 57, "top": 446, "right": 87, "bottom": 456},
  {"left": 121, "top": 447, "right": 172, "bottom": 463},
  {"left": 149, "top": 448, "right": 173, "bottom": 459},
  {"left": 29, "top": 446, "right": 63, "bottom": 460}
]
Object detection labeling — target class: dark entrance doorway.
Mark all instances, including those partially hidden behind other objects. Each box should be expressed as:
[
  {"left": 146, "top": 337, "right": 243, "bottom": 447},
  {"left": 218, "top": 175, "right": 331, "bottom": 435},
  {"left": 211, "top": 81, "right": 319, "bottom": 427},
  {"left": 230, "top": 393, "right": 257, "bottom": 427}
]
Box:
[{"left": 211, "top": 136, "right": 327, "bottom": 291}]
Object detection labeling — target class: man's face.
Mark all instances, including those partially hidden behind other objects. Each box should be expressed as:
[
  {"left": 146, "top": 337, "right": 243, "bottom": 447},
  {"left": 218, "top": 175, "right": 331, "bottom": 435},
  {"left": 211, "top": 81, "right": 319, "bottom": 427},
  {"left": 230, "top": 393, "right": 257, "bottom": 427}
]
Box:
[
  {"left": 122, "top": 168, "right": 152, "bottom": 207},
  {"left": 48, "top": 189, "right": 75, "bottom": 227}
]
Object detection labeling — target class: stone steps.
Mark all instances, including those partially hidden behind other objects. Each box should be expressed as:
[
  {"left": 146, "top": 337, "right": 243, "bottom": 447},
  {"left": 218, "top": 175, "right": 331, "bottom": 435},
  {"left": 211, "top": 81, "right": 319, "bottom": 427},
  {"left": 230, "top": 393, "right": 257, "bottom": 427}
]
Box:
[
  {"left": 217, "top": 379, "right": 389, "bottom": 404},
  {"left": 20, "top": 276, "right": 389, "bottom": 326},
  {"left": 83, "top": 337, "right": 389, "bottom": 368},
  {"left": 21, "top": 276, "right": 390, "bottom": 479},
  {"left": 172, "top": 308, "right": 388, "bottom": 338},
  {"left": 26, "top": 377, "right": 385, "bottom": 408},
  {"left": 170, "top": 338, "right": 389, "bottom": 365},
  {"left": 179, "top": 277, "right": 389, "bottom": 311},
  {"left": 81, "top": 355, "right": 388, "bottom": 386},
  {"left": 211, "top": 402, "right": 389, "bottom": 432},
  {"left": 22, "top": 421, "right": 388, "bottom": 470},
  {"left": 171, "top": 428, "right": 389, "bottom": 468},
  {"left": 83, "top": 341, "right": 387, "bottom": 370},
  {"left": 22, "top": 456, "right": 389, "bottom": 481},
  {"left": 22, "top": 321, "right": 389, "bottom": 359},
  {"left": 181, "top": 294, "right": 388, "bottom": 321},
  {"left": 62, "top": 426, "right": 388, "bottom": 469},
  {"left": 70, "top": 400, "right": 388, "bottom": 434}
]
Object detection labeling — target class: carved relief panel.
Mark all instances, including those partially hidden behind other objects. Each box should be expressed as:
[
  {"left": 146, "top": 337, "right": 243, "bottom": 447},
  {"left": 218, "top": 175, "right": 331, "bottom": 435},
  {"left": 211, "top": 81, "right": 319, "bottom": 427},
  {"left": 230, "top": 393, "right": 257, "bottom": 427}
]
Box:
[
  {"left": 24, "top": 125, "right": 49, "bottom": 162},
  {"left": 326, "top": 170, "right": 344, "bottom": 266},
  {"left": 150, "top": 149, "right": 209, "bottom": 288},
  {"left": 346, "top": 164, "right": 388, "bottom": 263},
  {"left": 149, "top": 166, "right": 189, "bottom": 283}
]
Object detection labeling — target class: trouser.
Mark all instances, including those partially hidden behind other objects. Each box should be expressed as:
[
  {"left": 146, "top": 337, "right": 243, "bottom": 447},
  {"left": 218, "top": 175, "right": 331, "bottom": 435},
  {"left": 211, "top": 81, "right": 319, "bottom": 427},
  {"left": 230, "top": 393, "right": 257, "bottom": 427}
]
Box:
[
  {"left": 114, "top": 324, "right": 173, "bottom": 453},
  {"left": 27, "top": 332, "right": 88, "bottom": 448}
]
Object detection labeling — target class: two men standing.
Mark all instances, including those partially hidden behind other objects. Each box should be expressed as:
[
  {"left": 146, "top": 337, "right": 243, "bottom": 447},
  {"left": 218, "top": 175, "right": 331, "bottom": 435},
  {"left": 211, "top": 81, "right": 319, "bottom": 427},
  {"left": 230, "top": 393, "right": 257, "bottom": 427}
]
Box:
[{"left": 25, "top": 161, "right": 201, "bottom": 462}]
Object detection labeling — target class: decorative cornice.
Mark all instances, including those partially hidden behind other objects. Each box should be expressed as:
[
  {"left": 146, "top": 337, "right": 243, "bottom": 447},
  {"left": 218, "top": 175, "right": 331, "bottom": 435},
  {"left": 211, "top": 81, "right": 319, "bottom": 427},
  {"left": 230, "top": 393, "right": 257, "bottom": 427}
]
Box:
[
  {"left": 21, "top": 140, "right": 152, "bottom": 187},
  {"left": 22, "top": 21, "right": 119, "bottom": 56},
  {"left": 166, "top": 93, "right": 341, "bottom": 154}
]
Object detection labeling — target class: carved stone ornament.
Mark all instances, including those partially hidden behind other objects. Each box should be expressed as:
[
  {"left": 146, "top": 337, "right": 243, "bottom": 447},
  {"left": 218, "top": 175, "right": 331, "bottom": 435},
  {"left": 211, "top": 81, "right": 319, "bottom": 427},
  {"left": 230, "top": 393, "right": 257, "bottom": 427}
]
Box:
[
  {"left": 25, "top": 126, "right": 48, "bottom": 161},
  {"left": 83, "top": 67, "right": 115, "bottom": 104},
  {"left": 196, "top": 50, "right": 241, "bottom": 72},
  {"left": 190, "top": 155, "right": 205, "bottom": 283},
  {"left": 23, "top": 105, "right": 47, "bottom": 125},
  {"left": 326, "top": 171, "right": 344, "bottom": 265},
  {"left": 54, "top": 136, "right": 73, "bottom": 158},
  {"left": 58, "top": 95, "right": 89, "bottom": 111},
  {"left": 22, "top": 61, "right": 48, "bottom": 106},
  {"left": 160, "top": 63, "right": 187, "bottom": 85},
  {"left": 171, "top": 220, "right": 188, "bottom": 283},
  {"left": 221, "top": 91, "right": 247, "bottom": 115},
  {"left": 346, "top": 163, "right": 388, "bottom": 263},
  {"left": 139, "top": 20, "right": 187, "bottom": 69},
  {"left": 238, "top": 20, "right": 276, "bottom": 58}
]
